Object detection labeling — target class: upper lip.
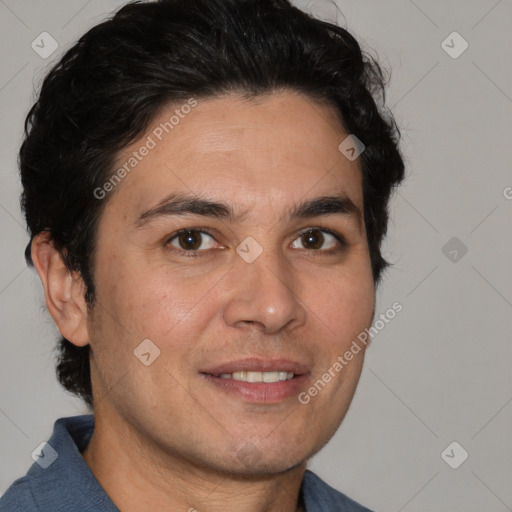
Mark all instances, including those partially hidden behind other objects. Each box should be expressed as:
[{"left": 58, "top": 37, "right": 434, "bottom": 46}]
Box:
[{"left": 201, "top": 358, "right": 310, "bottom": 376}]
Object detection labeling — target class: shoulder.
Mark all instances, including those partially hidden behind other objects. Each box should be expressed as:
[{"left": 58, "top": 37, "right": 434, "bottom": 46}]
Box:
[
  {"left": 302, "top": 470, "right": 375, "bottom": 512},
  {"left": 0, "top": 476, "right": 36, "bottom": 511},
  {"left": 0, "top": 415, "right": 101, "bottom": 512}
]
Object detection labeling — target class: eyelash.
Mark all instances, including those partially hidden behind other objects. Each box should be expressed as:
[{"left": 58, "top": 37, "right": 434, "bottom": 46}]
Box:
[{"left": 165, "top": 227, "right": 347, "bottom": 258}]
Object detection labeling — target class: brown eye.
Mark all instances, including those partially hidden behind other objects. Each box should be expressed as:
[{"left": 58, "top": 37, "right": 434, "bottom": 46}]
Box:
[
  {"left": 291, "top": 229, "right": 342, "bottom": 251},
  {"left": 301, "top": 230, "right": 324, "bottom": 250},
  {"left": 168, "top": 229, "right": 216, "bottom": 251}
]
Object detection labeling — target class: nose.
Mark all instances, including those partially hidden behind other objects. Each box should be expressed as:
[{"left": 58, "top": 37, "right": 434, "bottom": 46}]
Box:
[{"left": 222, "top": 247, "right": 307, "bottom": 335}]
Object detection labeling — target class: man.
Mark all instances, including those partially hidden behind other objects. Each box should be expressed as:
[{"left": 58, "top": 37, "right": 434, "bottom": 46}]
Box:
[{"left": 0, "top": 0, "right": 405, "bottom": 510}]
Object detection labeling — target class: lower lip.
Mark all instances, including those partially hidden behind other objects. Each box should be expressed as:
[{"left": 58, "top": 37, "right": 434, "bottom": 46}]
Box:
[{"left": 201, "top": 374, "right": 309, "bottom": 403}]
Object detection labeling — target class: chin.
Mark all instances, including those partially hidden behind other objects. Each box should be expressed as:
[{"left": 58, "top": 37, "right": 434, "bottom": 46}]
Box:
[
  {"left": 186, "top": 438, "right": 312, "bottom": 480},
  {"left": 213, "top": 455, "right": 308, "bottom": 480}
]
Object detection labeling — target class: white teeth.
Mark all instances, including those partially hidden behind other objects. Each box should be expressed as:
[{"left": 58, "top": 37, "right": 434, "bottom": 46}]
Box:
[
  {"left": 263, "top": 371, "right": 279, "bottom": 383},
  {"left": 246, "top": 371, "right": 262, "bottom": 383},
  {"left": 222, "top": 371, "right": 295, "bottom": 382}
]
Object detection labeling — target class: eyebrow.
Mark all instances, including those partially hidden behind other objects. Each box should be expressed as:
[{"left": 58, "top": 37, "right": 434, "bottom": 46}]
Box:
[{"left": 135, "top": 192, "right": 363, "bottom": 231}]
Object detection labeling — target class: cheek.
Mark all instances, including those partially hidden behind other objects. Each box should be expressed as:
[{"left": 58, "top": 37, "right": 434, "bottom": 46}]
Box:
[
  {"left": 92, "top": 242, "right": 221, "bottom": 366},
  {"left": 119, "top": 268, "right": 217, "bottom": 346},
  {"left": 311, "top": 264, "right": 375, "bottom": 345}
]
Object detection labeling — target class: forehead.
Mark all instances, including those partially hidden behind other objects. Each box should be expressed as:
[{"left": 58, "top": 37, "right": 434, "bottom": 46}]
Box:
[{"left": 106, "top": 90, "right": 363, "bottom": 220}]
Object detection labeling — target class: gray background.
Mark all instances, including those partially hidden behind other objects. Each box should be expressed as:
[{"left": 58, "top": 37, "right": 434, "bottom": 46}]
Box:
[{"left": 1, "top": 1, "right": 511, "bottom": 510}]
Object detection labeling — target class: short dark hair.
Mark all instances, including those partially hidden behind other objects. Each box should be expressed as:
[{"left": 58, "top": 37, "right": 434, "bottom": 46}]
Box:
[{"left": 20, "top": 0, "right": 405, "bottom": 408}]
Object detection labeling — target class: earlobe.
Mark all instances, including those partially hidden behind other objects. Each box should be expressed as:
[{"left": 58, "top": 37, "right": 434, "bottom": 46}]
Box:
[{"left": 30, "top": 232, "right": 90, "bottom": 347}]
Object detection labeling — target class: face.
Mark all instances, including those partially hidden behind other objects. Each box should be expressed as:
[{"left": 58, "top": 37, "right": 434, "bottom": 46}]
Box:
[{"left": 86, "top": 91, "right": 375, "bottom": 475}]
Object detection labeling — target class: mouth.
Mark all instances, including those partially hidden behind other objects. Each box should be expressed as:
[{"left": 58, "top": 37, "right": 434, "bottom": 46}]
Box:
[
  {"left": 215, "top": 371, "right": 295, "bottom": 383},
  {"left": 200, "top": 358, "right": 309, "bottom": 403}
]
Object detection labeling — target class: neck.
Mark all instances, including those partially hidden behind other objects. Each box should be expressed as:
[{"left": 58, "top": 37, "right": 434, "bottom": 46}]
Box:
[{"left": 82, "top": 411, "right": 307, "bottom": 512}]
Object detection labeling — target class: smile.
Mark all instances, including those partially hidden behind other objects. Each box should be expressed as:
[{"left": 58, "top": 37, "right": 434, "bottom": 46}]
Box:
[{"left": 219, "top": 371, "right": 295, "bottom": 382}]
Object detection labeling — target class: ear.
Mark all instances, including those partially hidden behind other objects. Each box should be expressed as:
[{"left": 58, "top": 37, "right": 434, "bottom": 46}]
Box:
[{"left": 31, "top": 232, "right": 90, "bottom": 347}]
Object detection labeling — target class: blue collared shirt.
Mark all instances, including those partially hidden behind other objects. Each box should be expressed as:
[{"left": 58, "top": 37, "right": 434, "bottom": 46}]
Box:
[{"left": 0, "top": 415, "right": 373, "bottom": 511}]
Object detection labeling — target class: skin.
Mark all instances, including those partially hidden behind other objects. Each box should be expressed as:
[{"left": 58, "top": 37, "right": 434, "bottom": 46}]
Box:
[{"left": 32, "top": 90, "right": 375, "bottom": 512}]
